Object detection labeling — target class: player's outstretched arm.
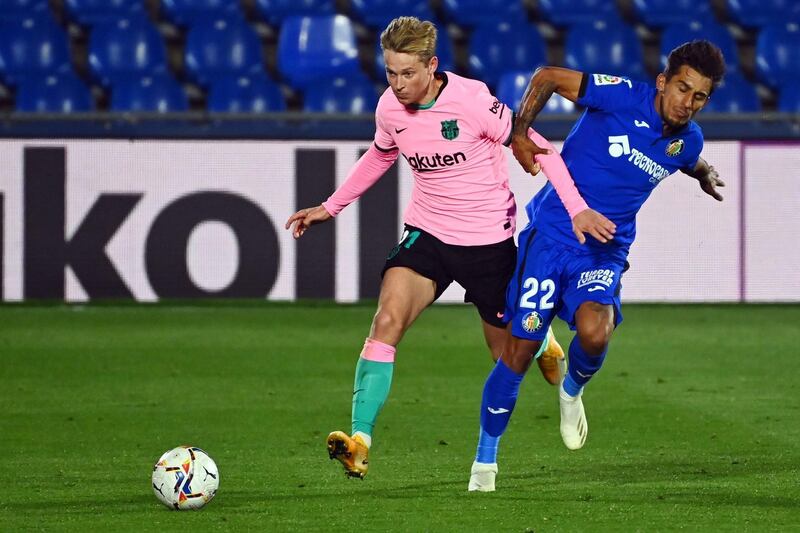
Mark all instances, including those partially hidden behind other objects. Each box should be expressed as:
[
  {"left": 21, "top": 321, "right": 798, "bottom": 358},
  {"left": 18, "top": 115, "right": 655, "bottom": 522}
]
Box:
[
  {"left": 681, "top": 156, "right": 725, "bottom": 201},
  {"left": 529, "top": 129, "right": 616, "bottom": 244},
  {"left": 285, "top": 205, "right": 332, "bottom": 239},
  {"left": 285, "top": 143, "right": 398, "bottom": 239},
  {"left": 512, "top": 67, "right": 584, "bottom": 175}
]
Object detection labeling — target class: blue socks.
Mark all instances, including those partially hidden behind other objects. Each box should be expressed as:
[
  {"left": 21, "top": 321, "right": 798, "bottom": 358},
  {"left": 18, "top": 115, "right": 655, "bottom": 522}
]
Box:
[
  {"left": 476, "top": 431, "right": 501, "bottom": 464},
  {"left": 475, "top": 359, "right": 524, "bottom": 463},
  {"left": 562, "top": 336, "right": 607, "bottom": 397}
]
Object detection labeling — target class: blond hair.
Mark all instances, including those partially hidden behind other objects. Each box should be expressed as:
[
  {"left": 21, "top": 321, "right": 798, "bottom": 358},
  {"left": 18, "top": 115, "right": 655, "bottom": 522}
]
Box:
[{"left": 380, "top": 17, "right": 437, "bottom": 66}]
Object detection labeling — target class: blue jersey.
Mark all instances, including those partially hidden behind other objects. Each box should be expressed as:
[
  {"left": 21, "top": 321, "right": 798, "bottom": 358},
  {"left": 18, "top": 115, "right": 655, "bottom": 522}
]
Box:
[{"left": 527, "top": 73, "right": 704, "bottom": 253}]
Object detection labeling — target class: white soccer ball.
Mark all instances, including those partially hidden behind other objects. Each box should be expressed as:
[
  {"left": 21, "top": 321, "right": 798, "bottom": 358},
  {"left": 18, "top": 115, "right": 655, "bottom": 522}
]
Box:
[{"left": 151, "top": 446, "right": 219, "bottom": 510}]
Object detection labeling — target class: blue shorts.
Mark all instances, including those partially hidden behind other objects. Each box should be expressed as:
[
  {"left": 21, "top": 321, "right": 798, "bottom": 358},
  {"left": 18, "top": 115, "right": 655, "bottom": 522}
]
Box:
[{"left": 505, "top": 227, "right": 628, "bottom": 340}]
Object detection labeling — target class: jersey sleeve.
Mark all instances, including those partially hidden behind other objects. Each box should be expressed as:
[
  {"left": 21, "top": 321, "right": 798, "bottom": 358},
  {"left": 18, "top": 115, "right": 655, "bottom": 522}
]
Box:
[
  {"left": 529, "top": 128, "right": 589, "bottom": 219},
  {"left": 321, "top": 144, "right": 398, "bottom": 217},
  {"left": 475, "top": 84, "right": 513, "bottom": 145},
  {"left": 682, "top": 132, "right": 704, "bottom": 171},
  {"left": 373, "top": 103, "right": 397, "bottom": 152},
  {"left": 577, "top": 73, "right": 649, "bottom": 113}
]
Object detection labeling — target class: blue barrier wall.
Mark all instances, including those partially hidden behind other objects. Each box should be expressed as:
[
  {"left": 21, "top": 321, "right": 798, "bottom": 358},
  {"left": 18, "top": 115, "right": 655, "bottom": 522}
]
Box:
[{"left": 0, "top": 113, "right": 798, "bottom": 140}]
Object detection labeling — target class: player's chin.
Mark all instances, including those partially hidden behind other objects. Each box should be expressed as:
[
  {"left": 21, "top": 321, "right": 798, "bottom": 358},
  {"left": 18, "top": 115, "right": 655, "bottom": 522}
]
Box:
[{"left": 667, "top": 116, "right": 689, "bottom": 128}]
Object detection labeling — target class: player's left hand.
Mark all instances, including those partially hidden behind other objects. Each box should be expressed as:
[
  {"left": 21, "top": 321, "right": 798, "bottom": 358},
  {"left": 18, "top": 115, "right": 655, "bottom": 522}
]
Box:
[
  {"left": 698, "top": 165, "right": 724, "bottom": 201},
  {"left": 285, "top": 205, "right": 332, "bottom": 239},
  {"left": 572, "top": 208, "right": 616, "bottom": 245},
  {"left": 511, "top": 134, "right": 549, "bottom": 175}
]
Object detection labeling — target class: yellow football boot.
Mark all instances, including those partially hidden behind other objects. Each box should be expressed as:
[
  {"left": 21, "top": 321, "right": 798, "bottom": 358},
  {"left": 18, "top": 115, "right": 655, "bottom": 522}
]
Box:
[
  {"left": 326, "top": 431, "right": 369, "bottom": 479},
  {"left": 536, "top": 327, "right": 566, "bottom": 386}
]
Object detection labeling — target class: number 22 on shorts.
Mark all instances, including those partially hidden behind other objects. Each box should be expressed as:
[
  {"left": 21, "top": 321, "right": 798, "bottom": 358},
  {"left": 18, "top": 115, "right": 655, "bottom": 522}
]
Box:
[{"left": 519, "top": 277, "right": 556, "bottom": 310}]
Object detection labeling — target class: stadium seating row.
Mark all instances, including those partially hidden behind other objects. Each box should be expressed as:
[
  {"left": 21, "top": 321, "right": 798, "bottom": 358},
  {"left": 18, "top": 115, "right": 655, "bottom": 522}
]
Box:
[
  {"left": 1, "top": 0, "right": 798, "bottom": 28},
  {"left": 0, "top": 1, "right": 798, "bottom": 113}
]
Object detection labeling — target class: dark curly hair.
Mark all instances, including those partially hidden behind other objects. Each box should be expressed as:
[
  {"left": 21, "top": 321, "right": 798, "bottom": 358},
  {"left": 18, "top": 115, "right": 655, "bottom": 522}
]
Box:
[{"left": 665, "top": 40, "right": 726, "bottom": 92}]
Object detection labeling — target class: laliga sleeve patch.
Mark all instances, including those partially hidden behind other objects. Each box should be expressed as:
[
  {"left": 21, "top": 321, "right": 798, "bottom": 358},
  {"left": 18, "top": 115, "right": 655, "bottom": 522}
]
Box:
[{"left": 593, "top": 74, "right": 624, "bottom": 86}]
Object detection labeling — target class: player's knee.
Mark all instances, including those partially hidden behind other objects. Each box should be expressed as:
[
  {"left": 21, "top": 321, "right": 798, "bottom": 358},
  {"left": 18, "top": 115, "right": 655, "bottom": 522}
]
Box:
[
  {"left": 577, "top": 326, "right": 611, "bottom": 355},
  {"left": 501, "top": 339, "right": 541, "bottom": 373},
  {"left": 371, "top": 308, "right": 407, "bottom": 339}
]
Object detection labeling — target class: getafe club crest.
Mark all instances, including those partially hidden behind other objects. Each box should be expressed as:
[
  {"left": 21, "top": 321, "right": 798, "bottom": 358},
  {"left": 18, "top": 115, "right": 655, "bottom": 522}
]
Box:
[
  {"left": 666, "top": 139, "right": 684, "bottom": 157},
  {"left": 441, "top": 119, "right": 459, "bottom": 140},
  {"left": 521, "top": 311, "right": 543, "bottom": 333}
]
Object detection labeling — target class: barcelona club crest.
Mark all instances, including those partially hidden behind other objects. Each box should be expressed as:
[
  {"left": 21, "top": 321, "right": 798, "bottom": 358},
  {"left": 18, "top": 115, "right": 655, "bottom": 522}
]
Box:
[
  {"left": 441, "top": 119, "right": 459, "bottom": 140},
  {"left": 521, "top": 311, "right": 543, "bottom": 333},
  {"left": 666, "top": 139, "right": 684, "bottom": 157}
]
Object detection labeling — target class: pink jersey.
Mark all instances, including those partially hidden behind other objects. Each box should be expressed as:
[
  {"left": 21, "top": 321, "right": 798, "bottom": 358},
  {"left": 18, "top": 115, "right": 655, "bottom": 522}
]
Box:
[
  {"left": 323, "top": 72, "right": 588, "bottom": 246},
  {"left": 373, "top": 72, "right": 515, "bottom": 246}
]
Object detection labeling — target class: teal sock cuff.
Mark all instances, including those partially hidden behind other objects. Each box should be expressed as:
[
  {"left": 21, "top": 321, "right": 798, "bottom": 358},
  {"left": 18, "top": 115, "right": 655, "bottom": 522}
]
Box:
[{"left": 351, "top": 357, "right": 394, "bottom": 437}]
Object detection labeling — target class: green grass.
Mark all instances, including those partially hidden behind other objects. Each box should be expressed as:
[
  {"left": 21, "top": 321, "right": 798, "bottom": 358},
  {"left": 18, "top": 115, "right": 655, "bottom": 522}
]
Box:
[{"left": 1, "top": 303, "right": 798, "bottom": 531}]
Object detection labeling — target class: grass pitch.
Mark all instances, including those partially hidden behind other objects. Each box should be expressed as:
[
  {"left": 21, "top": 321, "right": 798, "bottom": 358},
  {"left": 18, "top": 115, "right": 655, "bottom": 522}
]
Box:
[{"left": 1, "top": 302, "right": 798, "bottom": 531}]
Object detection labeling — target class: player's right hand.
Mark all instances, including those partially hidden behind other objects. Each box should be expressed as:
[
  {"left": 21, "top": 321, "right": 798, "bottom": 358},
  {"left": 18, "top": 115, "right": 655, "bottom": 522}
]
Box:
[
  {"left": 285, "top": 205, "right": 331, "bottom": 239},
  {"left": 571, "top": 208, "right": 616, "bottom": 245},
  {"left": 511, "top": 134, "right": 550, "bottom": 175}
]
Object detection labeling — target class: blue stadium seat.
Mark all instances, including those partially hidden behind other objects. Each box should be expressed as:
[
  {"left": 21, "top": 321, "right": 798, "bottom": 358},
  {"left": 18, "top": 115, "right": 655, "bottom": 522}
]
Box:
[
  {"left": 0, "top": 16, "right": 72, "bottom": 86},
  {"left": 537, "top": 0, "right": 618, "bottom": 26},
  {"left": 88, "top": 17, "right": 168, "bottom": 88},
  {"left": 350, "top": 0, "right": 434, "bottom": 30},
  {"left": 15, "top": 72, "right": 93, "bottom": 112},
  {"left": 161, "top": 0, "right": 240, "bottom": 28},
  {"left": 185, "top": 17, "right": 264, "bottom": 87},
  {"left": 633, "top": 0, "right": 712, "bottom": 28},
  {"left": 703, "top": 73, "right": 759, "bottom": 112},
  {"left": 64, "top": 0, "right": 145, "bottom": 27},
  {"left": 660, "top": 20, "right": 738, "bottom": 72},
  {"left": 207, "top": 75, "right": 286, "bottom": 112},
  {"left": 303, "top": 75, "right": 378, "bottom": 113},
  {"left": 374, "top": 23, "right": 455, "bottom": 78},
  {"left": 441, "top": 0, "right": 524, "bottom": 28},
  {"left": 0, "top": 0, "right": 49, "bottom": 22},
  {"left": 110, "top": 74, "right": 188, "bottom": 112},
  {"left": 726, "top": 0, "right": 800, "bottom": 29},
  {"left": 495, "top": 70, "right": 577, "bottom": 113},
  {"left": 565, "top": 19, "right": 646, "bottom": 81},
  {"left": 756, "top": 22, "right": 800, "bottom": 89},
  {"left": 778, "top": 80, "right": 800, "bottom": 112},
  {"left": 468, "top": 21, "right": 547, "bottom": 89},
  {"left": 278, "top": 15, "right": 361, "bottom": 89},
  {"left": 254, "top": 0, "right": 335, "bottom": 27}
]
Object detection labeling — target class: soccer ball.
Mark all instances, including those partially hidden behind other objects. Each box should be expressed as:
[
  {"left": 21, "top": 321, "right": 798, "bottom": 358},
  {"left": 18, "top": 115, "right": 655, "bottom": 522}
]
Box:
[{"left": 151, "top": 446, "right": 219, "bottom": 510}]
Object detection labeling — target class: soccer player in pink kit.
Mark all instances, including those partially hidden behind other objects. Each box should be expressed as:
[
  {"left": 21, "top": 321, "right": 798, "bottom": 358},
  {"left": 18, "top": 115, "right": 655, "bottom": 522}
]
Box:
[{"left": 285, "top": 17, "right": 616, "bottom": 479}]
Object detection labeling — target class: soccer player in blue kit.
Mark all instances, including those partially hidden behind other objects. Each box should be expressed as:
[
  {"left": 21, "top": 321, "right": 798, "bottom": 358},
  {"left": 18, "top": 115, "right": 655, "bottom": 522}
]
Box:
[{"left": 468, "top": 40, "right": 727, "bottom": 491}]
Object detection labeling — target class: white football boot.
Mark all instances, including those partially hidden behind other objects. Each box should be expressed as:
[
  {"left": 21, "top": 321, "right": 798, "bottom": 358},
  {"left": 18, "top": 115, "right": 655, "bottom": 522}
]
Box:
[
  {"left": 468, "top": 461, "right": 498, "bottom": 492},
  {"left": 559, "top": 384, "right": 588, "bottom": 450}
]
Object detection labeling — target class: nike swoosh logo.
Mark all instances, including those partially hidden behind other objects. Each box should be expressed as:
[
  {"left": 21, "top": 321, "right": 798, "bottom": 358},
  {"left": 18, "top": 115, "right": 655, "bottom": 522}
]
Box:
[
  {"left": 395, "top": 127, "right": 408, "bottom": 134},
  {"left": 634, "top": 120, "right": 650, "bottom": 128},
  {"left": 576, "top": 370, "right": 593, "bottom": 378},
  {"left": 496, "top": 312, "right": 505, "bottom": 319},
  {"left": 587, "top": 286, "right": 606, "bottom": 292},
  {"left": 487, "top": 407, "right": 509, "bottom": 414}
]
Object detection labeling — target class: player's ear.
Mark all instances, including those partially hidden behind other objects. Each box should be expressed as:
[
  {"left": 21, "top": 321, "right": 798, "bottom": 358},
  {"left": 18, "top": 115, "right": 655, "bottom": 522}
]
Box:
[
  {"left": 428, "top": 55, "right": 439, "bottom": 74},
  {"left": 656, "top": 73, "right": 666, "bottom": 92}
]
